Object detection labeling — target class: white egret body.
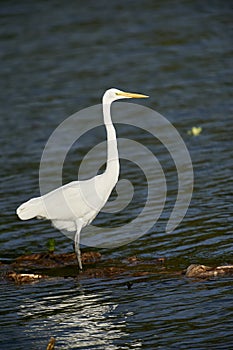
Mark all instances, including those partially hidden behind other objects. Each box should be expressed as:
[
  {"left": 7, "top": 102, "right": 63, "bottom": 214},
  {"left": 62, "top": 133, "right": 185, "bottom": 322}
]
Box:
[{"left": 16, "top": 88, "right": 149, "bottom": 269}]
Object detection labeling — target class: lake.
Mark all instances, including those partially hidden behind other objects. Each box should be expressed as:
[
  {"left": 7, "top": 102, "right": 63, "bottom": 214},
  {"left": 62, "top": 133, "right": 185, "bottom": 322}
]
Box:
[{"left": 0, "top": 1, "right": 232, "bottom": 349}]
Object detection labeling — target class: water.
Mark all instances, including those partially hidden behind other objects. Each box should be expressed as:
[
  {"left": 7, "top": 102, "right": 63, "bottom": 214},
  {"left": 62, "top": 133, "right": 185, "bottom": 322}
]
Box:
[{"left": 0, "top": 0, "right": 233, "bottom": 349}]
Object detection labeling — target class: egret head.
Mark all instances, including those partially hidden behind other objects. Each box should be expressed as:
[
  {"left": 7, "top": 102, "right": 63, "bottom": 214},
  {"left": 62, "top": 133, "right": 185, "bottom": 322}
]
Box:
[{"left": 103, "top": 88, "right": 149, "bottom": 103}]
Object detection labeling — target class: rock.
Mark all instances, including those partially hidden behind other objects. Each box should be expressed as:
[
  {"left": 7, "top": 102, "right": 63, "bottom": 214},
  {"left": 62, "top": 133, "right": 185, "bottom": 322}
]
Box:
[
  {"left": 6, "top": 271, "right": 46, "bottom": 284},
  {"left": 186, "top": 264, "right": 233, "bottom": 278}
]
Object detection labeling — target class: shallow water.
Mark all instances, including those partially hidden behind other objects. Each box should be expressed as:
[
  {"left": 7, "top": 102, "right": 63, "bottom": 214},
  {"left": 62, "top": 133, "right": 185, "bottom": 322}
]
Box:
[{"left": 0, "top": 1, "right": 233, "bottom": 349}]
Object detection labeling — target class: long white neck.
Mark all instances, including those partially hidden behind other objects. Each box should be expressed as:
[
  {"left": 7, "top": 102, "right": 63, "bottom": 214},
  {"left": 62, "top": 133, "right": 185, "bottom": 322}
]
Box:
[{"left": 102, "top": 96, "right": 120, "bottom": 184}]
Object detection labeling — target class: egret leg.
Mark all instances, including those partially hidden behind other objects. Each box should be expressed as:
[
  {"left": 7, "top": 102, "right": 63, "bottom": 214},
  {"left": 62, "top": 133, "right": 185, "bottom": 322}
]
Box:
[{"left": 74, "top": 221, "right": 82, "bottom": 270}]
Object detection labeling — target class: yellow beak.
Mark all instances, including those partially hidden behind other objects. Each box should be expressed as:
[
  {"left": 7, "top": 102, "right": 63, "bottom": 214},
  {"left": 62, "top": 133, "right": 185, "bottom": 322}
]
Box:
[{"left": 116, "top": 91, "right": 149, "bottom": 98}]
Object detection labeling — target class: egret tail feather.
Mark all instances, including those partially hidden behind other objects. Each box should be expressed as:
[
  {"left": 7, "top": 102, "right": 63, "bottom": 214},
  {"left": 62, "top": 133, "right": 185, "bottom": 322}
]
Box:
[{"left": 16, "top": 197, "right": 45, "bottom": 220}]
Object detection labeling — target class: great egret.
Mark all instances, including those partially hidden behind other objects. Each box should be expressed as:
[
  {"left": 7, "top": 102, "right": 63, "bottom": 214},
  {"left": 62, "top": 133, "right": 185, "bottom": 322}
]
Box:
[{"left": 16, "top": 88, "right": 149, "bottom": 269}]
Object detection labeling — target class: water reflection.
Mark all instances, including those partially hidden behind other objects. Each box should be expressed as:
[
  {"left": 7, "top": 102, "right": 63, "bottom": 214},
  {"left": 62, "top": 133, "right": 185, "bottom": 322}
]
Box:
[{"left": 19, "top": 279, "right": 141, "bottom": 349}]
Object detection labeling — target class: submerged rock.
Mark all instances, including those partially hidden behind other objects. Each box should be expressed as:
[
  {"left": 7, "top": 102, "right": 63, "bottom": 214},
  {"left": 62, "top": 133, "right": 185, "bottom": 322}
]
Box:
[
  {"left": 1, "top": 251, "right": 166, "bottom": 283},
  {"left": 2, "top": 252, "right": 232, "bottom": 284},
  {"left": 11, "top": 251, "right": 101, "bottom": 270}
]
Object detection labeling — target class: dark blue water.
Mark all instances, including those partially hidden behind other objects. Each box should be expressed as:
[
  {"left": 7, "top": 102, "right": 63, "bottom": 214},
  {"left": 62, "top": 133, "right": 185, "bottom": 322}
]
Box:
[{"left": 0, "top": 1, "right": 233, "bottom": 349}]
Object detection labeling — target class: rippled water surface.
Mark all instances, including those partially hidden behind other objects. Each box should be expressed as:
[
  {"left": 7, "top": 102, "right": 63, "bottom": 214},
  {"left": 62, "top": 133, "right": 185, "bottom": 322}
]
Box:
[{"left": 0, "top": 1, "right": 232, "bottom": 349}]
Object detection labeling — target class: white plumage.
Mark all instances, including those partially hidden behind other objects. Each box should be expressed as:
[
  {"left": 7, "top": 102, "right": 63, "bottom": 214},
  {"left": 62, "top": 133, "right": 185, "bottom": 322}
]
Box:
[{"left": 16, "top": 88, "right": 149, "bottom": 269}]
